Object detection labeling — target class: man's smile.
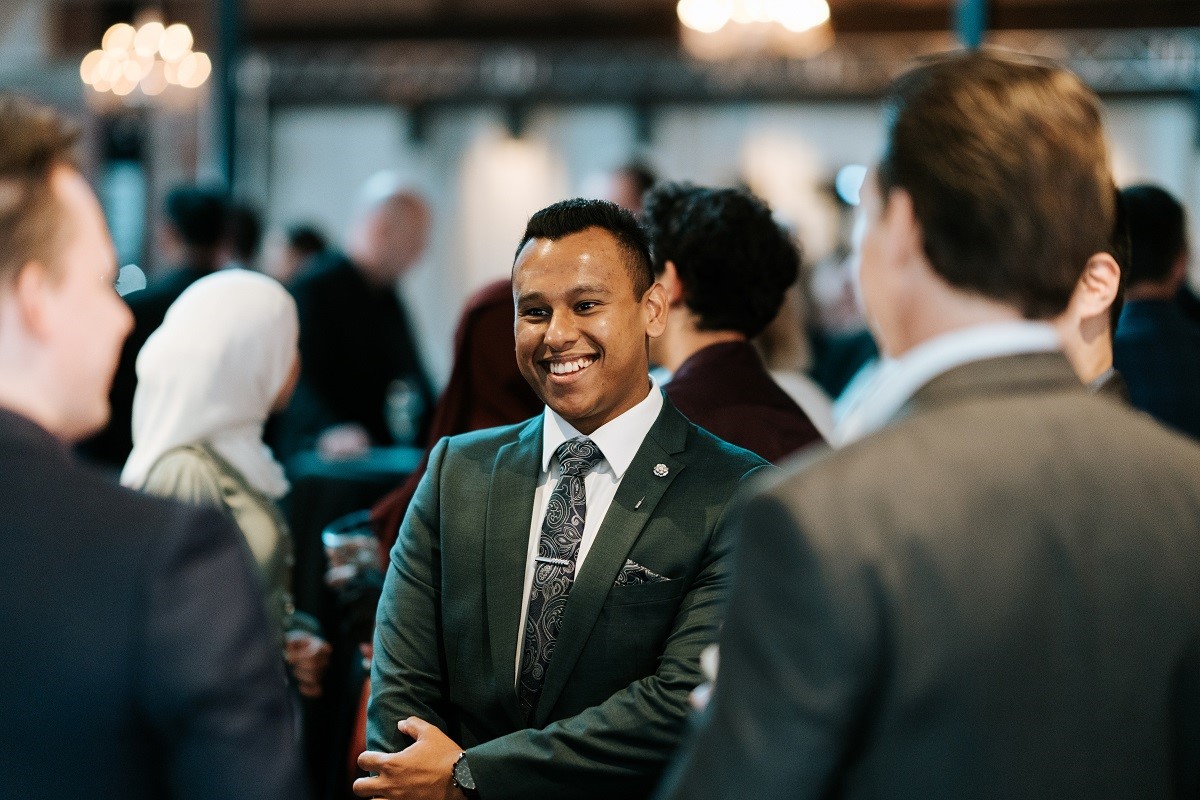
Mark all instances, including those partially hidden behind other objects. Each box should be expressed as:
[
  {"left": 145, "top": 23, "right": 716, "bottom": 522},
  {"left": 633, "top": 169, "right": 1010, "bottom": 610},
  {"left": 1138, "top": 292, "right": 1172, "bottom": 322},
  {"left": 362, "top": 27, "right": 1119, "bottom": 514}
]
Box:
[{"left": 544, "top": 355, "right": 597, "bottom": 379}]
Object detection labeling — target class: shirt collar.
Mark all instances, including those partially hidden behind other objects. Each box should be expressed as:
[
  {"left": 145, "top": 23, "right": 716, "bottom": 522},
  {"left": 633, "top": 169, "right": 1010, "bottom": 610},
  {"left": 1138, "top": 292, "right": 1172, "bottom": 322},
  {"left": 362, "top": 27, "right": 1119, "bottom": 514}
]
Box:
[
  {"left": 541, "top": 375, "right": 663, "bottom": 479},
  {"left": 832, "top": 321, "right": 1060, "bottom": 447}
]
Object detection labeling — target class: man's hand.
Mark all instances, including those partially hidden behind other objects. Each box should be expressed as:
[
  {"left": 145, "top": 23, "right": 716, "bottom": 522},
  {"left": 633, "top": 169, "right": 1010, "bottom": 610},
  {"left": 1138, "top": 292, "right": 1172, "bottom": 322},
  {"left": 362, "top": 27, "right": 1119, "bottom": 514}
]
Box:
[
  {"left": 284, "top": 630, "right": 332, "bottom": 698},
  {"left": 353, "top": 717, "right": 467, "bottom": 800}
]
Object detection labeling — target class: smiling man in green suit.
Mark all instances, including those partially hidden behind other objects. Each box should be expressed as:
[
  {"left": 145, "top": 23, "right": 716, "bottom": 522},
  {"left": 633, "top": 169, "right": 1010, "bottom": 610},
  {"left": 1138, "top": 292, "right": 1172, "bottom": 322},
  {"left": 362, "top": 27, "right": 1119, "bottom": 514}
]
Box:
[{"left": 355, "top": 199, "right": 770, "bottom": 800}]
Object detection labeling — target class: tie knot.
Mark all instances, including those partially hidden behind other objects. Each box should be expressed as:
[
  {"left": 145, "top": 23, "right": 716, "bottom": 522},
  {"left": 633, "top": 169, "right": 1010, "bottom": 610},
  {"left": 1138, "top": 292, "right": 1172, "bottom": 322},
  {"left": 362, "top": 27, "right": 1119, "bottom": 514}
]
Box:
[{"left": 555, "top": 437, "right": 604, "bottom": 478}]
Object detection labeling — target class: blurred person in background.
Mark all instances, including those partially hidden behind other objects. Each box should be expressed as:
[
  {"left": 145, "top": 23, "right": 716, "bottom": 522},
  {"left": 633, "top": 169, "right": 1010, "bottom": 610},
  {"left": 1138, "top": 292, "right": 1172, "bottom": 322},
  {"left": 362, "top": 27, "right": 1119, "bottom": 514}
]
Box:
[
  {"left": 275, "top": 180, "right": 434, "bottom": 462},
  {"left": 79, "top": 183, "right": 227, "bottom": 470},
  {"left": 0, "top": 92, "right": 306, "bottom": 800},
  {"left": 122, "top": 268, "right": 332, "bottom": 699},
  {"left": 221, "top": 202, "right": 265, "bottom": 272},
  {"left": 643, "top": 182, "right": 823, "bottom": 461},
  {"left": 265, "top": 222, "right": 328, "bottom": 285},
  {"left": 600, "top": 160, "right": 657, "bottom": 217},
  {"left": 807, "top": 188, "right": 880, "bottom": 401},
  {"left": 658, "top": 50, "right": 1200, "bottom": 800},
  {"left": 1113, "top": 183, "right": 1200, "bottom": 439},
  {"left": 755, "top": 280, "right": 835, "bottom": 440}
]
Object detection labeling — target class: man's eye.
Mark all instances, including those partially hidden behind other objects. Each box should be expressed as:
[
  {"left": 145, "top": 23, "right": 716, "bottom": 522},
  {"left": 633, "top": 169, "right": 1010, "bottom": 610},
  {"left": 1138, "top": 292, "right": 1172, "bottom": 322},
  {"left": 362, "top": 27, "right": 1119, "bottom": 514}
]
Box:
[
  {"left": 576, "top": 301, "right": 598, "bottom": 312},
  {"left": 520, "top": 308, "right": 548, "bottom": 318}
]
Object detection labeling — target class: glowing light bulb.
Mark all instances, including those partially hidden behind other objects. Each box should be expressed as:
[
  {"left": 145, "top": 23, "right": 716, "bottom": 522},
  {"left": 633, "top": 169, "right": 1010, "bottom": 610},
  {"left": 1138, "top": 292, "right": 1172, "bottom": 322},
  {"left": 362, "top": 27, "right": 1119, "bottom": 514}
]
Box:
[
  {"left": 80, "top": 50, "right": 105, "bottom": 85},
  {"left": 133, "top": 21, "right": 164, "bottom": 57},
  {"left": 177, "top": 52, "right": 211, "bottom": 88},
  {"left": 101, "top": 23, "right": 135, "bottom": 53},
  {"left": 159, "top": 24, "right": 194, "bottom": 62},
  {"left": 677, "top": 0, "right": 731, "bottom": 33},
  {"left": 141, "top": 61, "right": 169, "bottom": 96},
  {"left": 775, "top": 0, "right": 830, "bottom": 32}
]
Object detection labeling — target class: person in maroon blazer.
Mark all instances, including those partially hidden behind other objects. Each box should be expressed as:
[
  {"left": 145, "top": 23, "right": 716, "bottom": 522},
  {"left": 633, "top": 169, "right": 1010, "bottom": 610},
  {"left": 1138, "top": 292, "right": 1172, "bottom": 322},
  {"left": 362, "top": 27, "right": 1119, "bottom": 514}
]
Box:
[{"left": 643, "top": 183, "right": 823, "bottom": 462}]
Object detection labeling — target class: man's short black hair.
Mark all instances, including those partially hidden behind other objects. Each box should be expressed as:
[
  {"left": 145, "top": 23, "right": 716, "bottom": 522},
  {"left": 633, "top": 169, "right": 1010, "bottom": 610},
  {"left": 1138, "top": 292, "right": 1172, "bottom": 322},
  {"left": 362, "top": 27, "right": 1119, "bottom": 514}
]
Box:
[
  {"left": 515, "top": 198, "right": 654, "bottom": 297},
  {"left": 286, "top": 223, "right": 327, "bottom": 256},
  {"left": 164, "top": 185, "right": 227, "bottom": 249},
  {"left": 642, "top": 182, "right": 799, "bottom": 338},
  {"left": 1120, "top": 184, "right": 1188, "bottom": 287},
  {"left": 223, "top": 203, "right": 262, "bottom": 263}
]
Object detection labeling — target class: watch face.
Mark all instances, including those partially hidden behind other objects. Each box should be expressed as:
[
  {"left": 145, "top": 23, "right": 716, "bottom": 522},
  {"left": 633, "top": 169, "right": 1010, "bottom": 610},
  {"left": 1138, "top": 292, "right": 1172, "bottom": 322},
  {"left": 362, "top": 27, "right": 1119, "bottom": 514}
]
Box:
[{"left": 453, "top": 755, "right": 476, "bottom": 791}]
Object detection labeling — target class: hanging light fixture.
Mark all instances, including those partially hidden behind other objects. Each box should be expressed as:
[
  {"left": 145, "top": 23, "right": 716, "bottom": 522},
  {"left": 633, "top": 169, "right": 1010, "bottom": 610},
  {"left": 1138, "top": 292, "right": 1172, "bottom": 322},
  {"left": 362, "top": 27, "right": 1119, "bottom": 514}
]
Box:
[
  {"left": 80, "top": 12, "right": 211, "bottom": 98},
  {"left": 676, "top": 0, "right": 833, "bottom": 60}
]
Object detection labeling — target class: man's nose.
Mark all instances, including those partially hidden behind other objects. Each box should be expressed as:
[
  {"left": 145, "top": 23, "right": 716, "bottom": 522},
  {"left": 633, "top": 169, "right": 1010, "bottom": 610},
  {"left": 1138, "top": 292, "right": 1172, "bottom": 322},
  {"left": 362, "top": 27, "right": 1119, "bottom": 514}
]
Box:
[{"left": 544, "top": 310, "right": 578, "bottom": 350}]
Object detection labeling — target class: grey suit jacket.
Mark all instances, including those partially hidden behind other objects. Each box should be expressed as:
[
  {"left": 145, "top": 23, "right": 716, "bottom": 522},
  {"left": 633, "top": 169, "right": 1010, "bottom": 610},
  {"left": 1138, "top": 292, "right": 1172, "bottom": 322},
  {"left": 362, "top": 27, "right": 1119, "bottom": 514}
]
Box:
[
  {"left": 369, "top": 397, "right": 770, "bottom": 799},
  {"left": 658, "top": 352, "right": 1200, "bottom": 799}
]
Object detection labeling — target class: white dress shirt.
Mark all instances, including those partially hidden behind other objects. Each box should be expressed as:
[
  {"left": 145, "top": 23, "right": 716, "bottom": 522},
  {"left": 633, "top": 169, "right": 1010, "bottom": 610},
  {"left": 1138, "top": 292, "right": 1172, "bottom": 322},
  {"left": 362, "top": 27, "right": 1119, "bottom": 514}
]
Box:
[
  {"left": 831, "top": 321, "right": 1061, "bottom": 447},
  {"left": 514, "top": 377, "right": 664, "bottom": 678}
]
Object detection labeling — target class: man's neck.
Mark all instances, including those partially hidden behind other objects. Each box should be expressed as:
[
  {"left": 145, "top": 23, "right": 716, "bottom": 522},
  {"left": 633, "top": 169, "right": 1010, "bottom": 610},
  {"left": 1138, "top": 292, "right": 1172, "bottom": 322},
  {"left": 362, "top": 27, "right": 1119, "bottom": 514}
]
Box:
[{"left": 0, "top": 379, "right": 62, "bottom": 441}]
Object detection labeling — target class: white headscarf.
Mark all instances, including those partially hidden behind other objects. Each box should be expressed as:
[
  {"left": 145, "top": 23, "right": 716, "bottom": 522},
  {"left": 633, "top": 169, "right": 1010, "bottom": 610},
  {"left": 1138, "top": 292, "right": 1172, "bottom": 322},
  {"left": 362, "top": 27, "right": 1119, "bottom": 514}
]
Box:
[{"left": 121, "top": 269, "right": 298, "bottom": 498}]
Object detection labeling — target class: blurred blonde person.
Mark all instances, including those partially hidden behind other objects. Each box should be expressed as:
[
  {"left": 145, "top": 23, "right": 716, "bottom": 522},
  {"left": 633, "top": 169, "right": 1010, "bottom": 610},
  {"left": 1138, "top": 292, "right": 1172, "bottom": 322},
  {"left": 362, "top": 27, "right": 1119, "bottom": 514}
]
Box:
[{"left": 122, "top": 269, "right": 330, "bottom": 697}]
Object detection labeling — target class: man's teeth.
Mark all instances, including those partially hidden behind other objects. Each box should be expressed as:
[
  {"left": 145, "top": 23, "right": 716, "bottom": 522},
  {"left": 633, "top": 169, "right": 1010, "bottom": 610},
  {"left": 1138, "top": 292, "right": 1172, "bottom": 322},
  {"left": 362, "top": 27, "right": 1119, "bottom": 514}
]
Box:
[{"left": 549, "top": 357, "right": 595, "bottom": 375}]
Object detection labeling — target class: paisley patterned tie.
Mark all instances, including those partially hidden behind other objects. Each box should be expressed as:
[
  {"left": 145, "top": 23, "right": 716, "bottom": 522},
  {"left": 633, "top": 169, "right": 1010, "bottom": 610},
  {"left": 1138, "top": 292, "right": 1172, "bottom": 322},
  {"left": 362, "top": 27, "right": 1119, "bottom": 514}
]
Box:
[{"left": 517, "top": 436, "right": 605, "bottom": 720}]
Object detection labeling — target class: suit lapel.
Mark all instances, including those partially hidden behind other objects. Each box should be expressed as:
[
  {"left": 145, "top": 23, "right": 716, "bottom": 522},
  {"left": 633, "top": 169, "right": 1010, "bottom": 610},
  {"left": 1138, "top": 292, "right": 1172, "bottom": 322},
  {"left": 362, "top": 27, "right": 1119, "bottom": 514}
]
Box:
[
  {"left": 485, "top": 417, "right": 542, "bottom": 725},
  {"left": 532, "top": 401, "right": 691, "bottom": 724}
]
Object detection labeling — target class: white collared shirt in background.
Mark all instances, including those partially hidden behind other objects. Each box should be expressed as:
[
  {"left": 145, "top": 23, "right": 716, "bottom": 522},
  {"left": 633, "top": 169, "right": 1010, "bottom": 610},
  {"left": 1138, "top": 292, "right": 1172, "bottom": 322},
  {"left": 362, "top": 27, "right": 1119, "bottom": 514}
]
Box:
[
  {"left": 831, "top": 321, "right": 1061, "bottom": 447},
  {"left": 514, "top": 376, "right": 664, "bottom": 679}
]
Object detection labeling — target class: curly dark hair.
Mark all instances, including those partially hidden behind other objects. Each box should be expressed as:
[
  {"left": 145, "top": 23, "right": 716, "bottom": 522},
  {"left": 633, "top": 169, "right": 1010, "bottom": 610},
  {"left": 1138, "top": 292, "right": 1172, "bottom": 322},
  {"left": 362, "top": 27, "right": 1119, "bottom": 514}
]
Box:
[{"left": 642, "top": 182, "right": 799, "bottom": 338}]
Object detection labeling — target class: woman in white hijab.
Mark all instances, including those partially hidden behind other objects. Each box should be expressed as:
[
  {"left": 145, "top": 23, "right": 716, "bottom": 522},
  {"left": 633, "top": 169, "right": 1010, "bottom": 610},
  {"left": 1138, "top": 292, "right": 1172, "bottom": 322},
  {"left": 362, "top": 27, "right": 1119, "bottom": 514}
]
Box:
[{"left": 122, "top": 268, "right": 330, "bottom": 697}]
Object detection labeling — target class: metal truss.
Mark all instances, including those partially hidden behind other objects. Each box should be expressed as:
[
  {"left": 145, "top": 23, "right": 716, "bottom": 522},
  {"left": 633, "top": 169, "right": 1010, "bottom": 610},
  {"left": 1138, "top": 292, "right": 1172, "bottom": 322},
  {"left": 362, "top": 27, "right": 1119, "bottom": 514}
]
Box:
[{"left": 254, "top": 28, "right": 1200, "bottom": 107}]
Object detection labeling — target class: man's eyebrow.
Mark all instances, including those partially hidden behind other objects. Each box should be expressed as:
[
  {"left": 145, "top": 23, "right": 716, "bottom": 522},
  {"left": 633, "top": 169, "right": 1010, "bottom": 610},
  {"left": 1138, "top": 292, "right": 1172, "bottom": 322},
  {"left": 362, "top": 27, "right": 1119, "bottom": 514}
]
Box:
[{"left": 516, "top": 284, "right": 613, "bottom": 304}]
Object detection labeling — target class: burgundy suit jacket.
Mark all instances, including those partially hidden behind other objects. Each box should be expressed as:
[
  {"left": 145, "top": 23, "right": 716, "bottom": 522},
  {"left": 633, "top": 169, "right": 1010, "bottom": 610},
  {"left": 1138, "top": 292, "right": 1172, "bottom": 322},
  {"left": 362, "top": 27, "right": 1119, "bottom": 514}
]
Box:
[{"left": 664, "top": 340, "right": 822, "bottom": 463}]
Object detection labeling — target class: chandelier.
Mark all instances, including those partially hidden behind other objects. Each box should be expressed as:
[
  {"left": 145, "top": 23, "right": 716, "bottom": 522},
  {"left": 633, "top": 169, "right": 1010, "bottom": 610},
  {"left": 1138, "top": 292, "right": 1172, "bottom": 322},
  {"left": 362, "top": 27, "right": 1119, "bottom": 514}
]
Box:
[
  {"left": 80, "top": 15, "right": 211, "bottom": 97},
  {"left": 676, "top": 0, "right": 833, "bottom": 59}
]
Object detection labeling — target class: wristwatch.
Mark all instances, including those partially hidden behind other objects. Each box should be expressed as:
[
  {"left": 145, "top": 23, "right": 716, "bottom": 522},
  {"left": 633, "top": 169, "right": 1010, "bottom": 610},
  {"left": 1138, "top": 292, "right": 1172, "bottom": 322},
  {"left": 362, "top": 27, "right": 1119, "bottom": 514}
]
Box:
[{"left": 452, "top": 751, "right": 479, "bottom": 798}]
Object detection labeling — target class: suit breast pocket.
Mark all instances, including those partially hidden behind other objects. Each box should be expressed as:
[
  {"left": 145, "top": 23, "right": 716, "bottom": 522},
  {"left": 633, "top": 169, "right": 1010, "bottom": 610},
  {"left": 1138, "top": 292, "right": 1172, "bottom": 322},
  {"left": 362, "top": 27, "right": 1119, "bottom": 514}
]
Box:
[{"left": 604, "top": 578, "right": 686, "bottom": 606}]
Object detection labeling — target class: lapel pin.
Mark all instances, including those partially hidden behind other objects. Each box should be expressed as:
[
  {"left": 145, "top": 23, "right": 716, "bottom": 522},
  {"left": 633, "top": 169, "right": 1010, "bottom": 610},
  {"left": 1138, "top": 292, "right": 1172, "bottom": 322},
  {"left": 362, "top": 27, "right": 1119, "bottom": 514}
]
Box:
[
  {"left": 653, "top": 463, "right": 669, "bottom": 478},
  {"left": 634, "top": 496, "right": 644, "bottom": 509}
]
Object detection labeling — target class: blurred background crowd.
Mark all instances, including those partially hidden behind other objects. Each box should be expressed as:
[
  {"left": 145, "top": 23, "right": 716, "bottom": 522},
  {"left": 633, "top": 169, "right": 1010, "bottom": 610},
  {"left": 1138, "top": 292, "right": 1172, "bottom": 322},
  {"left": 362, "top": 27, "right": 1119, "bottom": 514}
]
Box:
[{"left": 3, "top": 1, "right": 1199, "bottom": 798}]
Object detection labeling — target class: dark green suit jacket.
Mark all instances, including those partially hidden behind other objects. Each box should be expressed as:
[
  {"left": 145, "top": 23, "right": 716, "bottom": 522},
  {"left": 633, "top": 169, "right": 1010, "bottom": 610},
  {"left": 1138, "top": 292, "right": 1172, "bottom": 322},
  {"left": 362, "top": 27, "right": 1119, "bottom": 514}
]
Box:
[{"left": 368, "top": 398, "right": 770, "bottom": 799}]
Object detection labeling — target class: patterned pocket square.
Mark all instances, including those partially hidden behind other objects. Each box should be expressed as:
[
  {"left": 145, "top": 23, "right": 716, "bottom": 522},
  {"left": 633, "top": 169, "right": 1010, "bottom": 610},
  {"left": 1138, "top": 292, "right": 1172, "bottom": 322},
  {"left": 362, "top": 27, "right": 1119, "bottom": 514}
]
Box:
[{"left": 614, "top": 558, "right": 669, "bottom": 587}]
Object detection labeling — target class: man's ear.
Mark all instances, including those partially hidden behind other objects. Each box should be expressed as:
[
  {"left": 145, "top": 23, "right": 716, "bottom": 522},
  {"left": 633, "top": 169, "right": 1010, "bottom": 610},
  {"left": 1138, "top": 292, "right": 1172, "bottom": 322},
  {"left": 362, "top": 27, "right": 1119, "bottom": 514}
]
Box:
[
  {"left": 1171, "top": 251, "right": 1190, "bottom": 290},
  {"left": 1076, "top": 252, "right": 1121, "bottom": 320},
  {"left": 642, "top": 280, "right": 669, "bottom": 339},
  {"left": 10, "top": 260, "right": 52, "bottom": 340},
  {"left": 883, "top": 187, "right": 924, "bottom": 274},
  {"left": 658, "top": 261, "right": 686, "bottom": 306}
]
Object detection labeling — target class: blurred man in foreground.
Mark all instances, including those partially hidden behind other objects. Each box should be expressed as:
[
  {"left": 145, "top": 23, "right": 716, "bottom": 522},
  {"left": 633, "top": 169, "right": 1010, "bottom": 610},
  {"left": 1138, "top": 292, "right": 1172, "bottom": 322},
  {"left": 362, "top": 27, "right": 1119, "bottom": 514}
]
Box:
[
  {"left": 0, "top": 93, "right": 306, "bottom": 800},
  {"left": 658, "top": 50, "right": 1200, "bottom": 800}
]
